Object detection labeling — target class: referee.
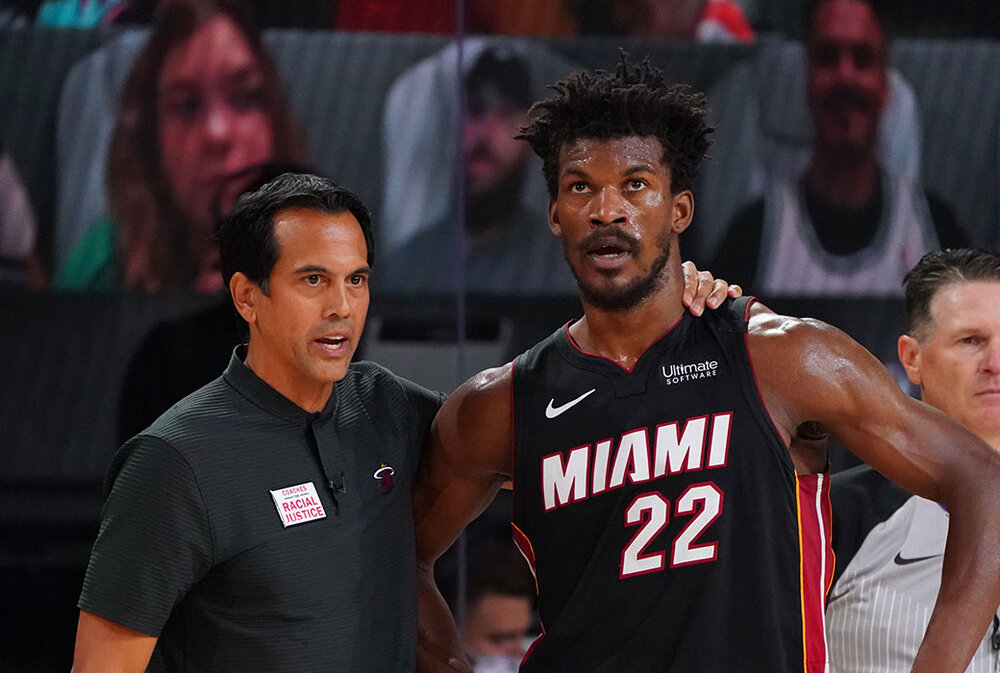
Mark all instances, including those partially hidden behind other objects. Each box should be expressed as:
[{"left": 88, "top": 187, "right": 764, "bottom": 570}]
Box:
[{"left": 828, "top": 248, "right": 1000, "bottom": 672}]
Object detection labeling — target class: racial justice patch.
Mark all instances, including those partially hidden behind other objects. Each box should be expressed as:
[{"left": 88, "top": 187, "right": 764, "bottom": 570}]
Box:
[{"left": 270, "top": 481, "right": 327, "bottom": 527}]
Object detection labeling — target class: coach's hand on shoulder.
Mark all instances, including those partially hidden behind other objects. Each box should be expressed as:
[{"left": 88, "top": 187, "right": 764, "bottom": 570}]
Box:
[{"left": 681, "top": 260, "right": 742, "bottom": 316}]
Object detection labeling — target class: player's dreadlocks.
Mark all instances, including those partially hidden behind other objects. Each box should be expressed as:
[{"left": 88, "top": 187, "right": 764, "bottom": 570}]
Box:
[{"left": 517, "top": 52, "right": 713, "bottom": 198}]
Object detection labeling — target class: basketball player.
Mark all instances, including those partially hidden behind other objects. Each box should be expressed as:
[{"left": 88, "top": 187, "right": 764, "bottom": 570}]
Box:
[{"left": 412, "top": 56, "right": 1000, "bottom": 673}]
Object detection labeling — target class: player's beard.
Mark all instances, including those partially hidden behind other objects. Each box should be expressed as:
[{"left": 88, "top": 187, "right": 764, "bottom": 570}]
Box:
[{"left": 569, "top": 229, "right": 672, "bottom": 312}]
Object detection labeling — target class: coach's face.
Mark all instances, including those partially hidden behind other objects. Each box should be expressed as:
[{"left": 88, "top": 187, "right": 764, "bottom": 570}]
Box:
[
  {"left": 548, "top": 135, "right": 692, "bottom": 311},
  {"left": 233, "top": 207, "right": 370, "bottom": 412},
  {"left": 898, "top": 281, "right": 1000, "bottom": 447}
]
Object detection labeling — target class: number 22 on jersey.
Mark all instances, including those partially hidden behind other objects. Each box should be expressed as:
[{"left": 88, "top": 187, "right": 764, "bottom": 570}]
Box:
[{"left": 620, "top": 483, "right": 723, "bottom": 578}]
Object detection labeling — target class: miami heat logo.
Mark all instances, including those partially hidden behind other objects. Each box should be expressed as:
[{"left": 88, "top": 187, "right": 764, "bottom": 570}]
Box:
[{"left": 373, "top": 464, "right": 395, "bottom": 494}]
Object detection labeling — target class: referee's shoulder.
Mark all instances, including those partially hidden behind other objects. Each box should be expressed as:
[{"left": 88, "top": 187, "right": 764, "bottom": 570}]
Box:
[
  {"left": 830, "top": 464, "right": 914, "bottom": 576},
  {"left": 832, "top": 463, "right": 907, "bottom": 496}
]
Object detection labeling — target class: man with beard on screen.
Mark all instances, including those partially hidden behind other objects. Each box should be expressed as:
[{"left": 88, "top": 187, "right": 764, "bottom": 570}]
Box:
[
  {"left": 710, "top": 0, "right": 966, "bottom": 297},
  {"left": 383, "top": 47, "right": 575, "bottom": 294}
]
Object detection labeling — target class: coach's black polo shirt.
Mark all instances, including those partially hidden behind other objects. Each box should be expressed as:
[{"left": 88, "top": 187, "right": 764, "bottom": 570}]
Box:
[{"left": 80, "top": 350, "right": 443, "bottom": 673}]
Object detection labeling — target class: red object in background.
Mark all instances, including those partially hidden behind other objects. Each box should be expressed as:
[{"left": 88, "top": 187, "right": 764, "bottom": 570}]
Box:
[
  {"left": 700, "top": 0, "right": 755, "bottom": 43},
  {"left": 334, "top": 0, "right": 458, "bottom": 33}
]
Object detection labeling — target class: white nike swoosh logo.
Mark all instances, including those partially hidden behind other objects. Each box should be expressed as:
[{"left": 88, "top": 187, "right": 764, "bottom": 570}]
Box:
[{"left": 545, "top": 389, "right": 596, "bottom": 419}]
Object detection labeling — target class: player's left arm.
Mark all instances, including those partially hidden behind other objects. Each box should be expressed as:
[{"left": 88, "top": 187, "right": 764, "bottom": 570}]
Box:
[
  {"left": 413, "top": 366, "right": 514, "bottom": 673},
  {"left": 748, "top": 305, "right": 1000, "bottom": 673}
]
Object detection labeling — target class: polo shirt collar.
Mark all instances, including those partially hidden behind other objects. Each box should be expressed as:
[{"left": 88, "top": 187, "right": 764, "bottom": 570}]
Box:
[{"left": 223, "top": 346, "right": 338, "bottom": 423}]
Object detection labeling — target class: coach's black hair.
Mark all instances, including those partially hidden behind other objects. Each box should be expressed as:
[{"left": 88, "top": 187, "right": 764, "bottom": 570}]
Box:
[
  {"left": 217, "top": 172, "right": 374, "bottom": 294},
  {"left": 903, "top": 248, "right": 1000, "bottom": 340},
  {"left": 517, "top": 52, "right": 712, "bottom": 198}
]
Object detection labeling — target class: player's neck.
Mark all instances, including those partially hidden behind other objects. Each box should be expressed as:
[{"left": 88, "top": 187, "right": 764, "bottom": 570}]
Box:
[{"left": 572, "top": 271, "right": 685, "bottom": 373}]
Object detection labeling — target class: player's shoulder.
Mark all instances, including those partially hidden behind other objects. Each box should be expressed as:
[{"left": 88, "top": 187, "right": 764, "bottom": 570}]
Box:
[
  {"left": 429, "top": 363, "right": 514, "bottom": 466},
  {"left": 746, "top": 300, "right": 833, "bottom": 337},
  {"left": 437, "top": 363, "right": 513, "bottom": 432},
  {"left": 745, "top": 300, "right": 857, "bottom": 357},
  {"left": 452, "top": 363, "right": 513, "bottom": 406}
]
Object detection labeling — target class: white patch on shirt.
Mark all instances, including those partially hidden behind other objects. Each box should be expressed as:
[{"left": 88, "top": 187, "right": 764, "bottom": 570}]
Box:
[{"left": 270, "top": 481, "right": 327, "bottom": 528}]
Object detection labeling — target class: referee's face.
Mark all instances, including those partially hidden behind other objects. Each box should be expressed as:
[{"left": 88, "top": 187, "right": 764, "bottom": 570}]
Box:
[
  {"left": 238, "top": 207, "right": 371, "bottom": 412},
  {"left": 898, "top": 280, "right": 1000, "bottom": 449}
]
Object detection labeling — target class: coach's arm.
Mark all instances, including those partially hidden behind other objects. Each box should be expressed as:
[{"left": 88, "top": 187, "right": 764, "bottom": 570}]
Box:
[{"left": 72, "top": 610, "right": 157, "bottom": 673}]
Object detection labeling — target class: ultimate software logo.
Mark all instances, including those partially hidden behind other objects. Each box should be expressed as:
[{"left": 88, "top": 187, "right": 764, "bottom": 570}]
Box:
[{"left": 660, "top": 359, "right": 719, "bottom": 386}]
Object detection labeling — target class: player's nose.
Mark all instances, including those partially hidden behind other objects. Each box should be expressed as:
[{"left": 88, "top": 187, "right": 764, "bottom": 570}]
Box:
[{"left": 589, "top": 186, "right": 627, "bottom": 227}]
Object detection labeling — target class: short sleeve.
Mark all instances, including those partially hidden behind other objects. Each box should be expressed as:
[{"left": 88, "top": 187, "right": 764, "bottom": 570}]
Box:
[{"left": 79, "top": 435, "right": 213, "bottom": 636}]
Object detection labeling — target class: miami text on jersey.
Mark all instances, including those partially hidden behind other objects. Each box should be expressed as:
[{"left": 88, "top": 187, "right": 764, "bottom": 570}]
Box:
[{"left": 541, "top": 412, "right": 733, "bottom": 511}]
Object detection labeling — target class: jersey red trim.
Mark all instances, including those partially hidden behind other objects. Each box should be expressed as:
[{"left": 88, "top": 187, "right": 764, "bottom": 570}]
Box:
[
  {"left": 797, "top": 472, "right": 833, "bottom": 673},
  {"left": 511, "top": 522, "right": 546, "bottom": 667}
]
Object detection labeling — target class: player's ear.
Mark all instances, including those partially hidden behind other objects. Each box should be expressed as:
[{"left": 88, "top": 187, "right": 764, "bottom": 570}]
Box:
[
  {"left": 548, "top": 198, "right": 562, "bottom": 237},
  {"left": 230, "top": 272, "right": 260, "bottom": 325},
  {"left": 671, "top": 190, "right": 694, "bottom": 234},
  {"left": 897, "top": 334, "right": 923, "bottom": 386}
]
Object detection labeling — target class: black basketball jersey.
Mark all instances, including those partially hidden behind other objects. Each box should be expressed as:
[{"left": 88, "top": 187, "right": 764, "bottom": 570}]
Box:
[{"left": 511, "top": 297, "right": 832, "bottom": 673}]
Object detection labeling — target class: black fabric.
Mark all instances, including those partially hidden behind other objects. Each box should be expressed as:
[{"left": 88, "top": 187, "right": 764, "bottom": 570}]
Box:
[
  {"left": 925, "top": 189, "right": 967, "bottom": 250},
  {"left": 829, "top": 464, "right": 912, "bottom": 585},
  {"left": 511, "top": 297, "right": 816, "bottom": 672},
  {"left": 118, "top": 298, "right": 241, "bottom": 444},
  {"left": 80, "top": 351, "right": 443, "bottom": 673},
  {"left": 803, "top": 179, "right": 883, "bottom": 255},
  {"left": 711, "top": 199, "right": 766, "bottom": 289}
]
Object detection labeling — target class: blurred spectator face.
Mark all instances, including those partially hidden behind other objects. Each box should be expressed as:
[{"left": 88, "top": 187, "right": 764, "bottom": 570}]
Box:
[
  {"left": 157, "top": 12, "right": 276, "bottom": 240},
  {"left": 463, "top": 86, "right": 529, "bottom": 201},
  {"left": 899, "top": 281, "right": 1000, "bottom": 444},
  {"left": 465, "top": 592, "right": 532, "bottom": 659},
  {"left": 806, "top": 0, "right": 888, "bottom": 162},
  {"left": 614, "top": 0, "right": 707, "bottom": 39}
]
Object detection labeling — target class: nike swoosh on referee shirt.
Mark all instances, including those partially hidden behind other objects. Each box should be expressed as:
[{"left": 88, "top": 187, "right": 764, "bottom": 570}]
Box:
[
  {"left": 545, "top": 389, "right": 596, "bottom": 419},
  {"left": 893, "top": 552, "right": 942, "bottom": 566}
]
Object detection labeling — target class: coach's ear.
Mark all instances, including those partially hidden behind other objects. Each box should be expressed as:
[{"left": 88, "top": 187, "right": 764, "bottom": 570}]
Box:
[
  {"left": 230, "top": 272, "right": 261, "bottom": 326},
  {"left": 897, "top": 334, "right": 923, "bottom": 386},
  {"left": 548, "top": 199, "right": 562, "bottom": 238}
]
